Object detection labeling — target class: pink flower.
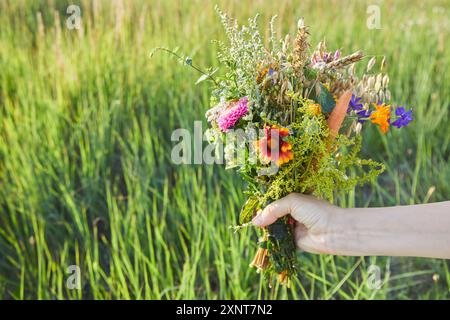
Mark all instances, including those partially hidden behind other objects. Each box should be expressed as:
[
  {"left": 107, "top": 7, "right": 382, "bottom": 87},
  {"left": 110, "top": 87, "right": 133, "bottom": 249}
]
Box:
[{"left": 217, "top": 97, "right": 248, "bottom": 132}]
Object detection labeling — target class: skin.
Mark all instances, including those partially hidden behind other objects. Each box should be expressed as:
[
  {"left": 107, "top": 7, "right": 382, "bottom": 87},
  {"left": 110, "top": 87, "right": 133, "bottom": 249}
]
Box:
[{"left": 252, "top": 193, "right": 450, "bottom": 259}]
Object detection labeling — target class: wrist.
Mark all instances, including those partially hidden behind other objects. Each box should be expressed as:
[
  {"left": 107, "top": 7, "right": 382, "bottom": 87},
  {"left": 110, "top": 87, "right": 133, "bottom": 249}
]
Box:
[
  {"left": 326, "top": 206, "right": 404, "bottom": 257},
  {"left": 326, "top": 206, "right": 369, "bottom": 256},
  {"left": 324, "top": 202, "right": 450, "bottom": 259}
]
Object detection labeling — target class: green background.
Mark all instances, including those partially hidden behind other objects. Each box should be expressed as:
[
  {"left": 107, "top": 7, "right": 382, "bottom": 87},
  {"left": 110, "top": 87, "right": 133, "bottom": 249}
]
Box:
[{"left": 0, "top": 0, "right": 449, "bottom": 299}]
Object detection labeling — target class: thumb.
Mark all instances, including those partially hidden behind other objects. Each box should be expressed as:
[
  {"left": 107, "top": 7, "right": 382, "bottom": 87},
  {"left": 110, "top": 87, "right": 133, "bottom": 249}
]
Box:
[{"left": 252, "top": 195, "right": 294, "bottom": 227}]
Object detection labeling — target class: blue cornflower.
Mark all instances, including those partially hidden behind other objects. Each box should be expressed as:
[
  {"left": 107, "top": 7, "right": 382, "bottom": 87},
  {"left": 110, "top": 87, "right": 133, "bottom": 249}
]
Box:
[{"left": 392, "top": 107, "right": 413, "bottom": 128}]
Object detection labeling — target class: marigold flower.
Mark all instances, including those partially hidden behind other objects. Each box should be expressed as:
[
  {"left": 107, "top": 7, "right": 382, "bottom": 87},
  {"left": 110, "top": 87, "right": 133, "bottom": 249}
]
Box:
[
  {"left": 255, "top": 125, "right": 294, "bottom": 166},
  {"left": 256, "top": 66, "right": 270, "bottom": 84},
  {"left": 217, "top": 97, "right": 248, "bottom": 132},
  {"left": 369, "top": 103, "right": 391, "bottom": 133}
]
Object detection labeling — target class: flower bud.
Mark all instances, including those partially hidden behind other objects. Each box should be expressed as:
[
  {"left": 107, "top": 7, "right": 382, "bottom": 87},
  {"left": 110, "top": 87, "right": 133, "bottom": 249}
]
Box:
[
  {"left": 382, "top": 74, "right": 389, "bottom": 88},
  {"left": 367, "top": 57, "right": 376, "bottom": 72}
]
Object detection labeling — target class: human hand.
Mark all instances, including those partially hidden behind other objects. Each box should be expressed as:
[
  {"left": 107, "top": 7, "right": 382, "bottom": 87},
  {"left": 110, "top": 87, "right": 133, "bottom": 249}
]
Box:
[
  {"left": 252, "top": 194, "right": 450, "bottom": 259},
  {"left": 252, "top": 193, "right": 340, "bottom": 254}
]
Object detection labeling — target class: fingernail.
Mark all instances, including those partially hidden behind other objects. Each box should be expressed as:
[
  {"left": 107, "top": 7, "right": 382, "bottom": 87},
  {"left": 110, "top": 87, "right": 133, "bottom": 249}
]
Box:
[{"left": 252, "top": 213, "right": 263, "bottom": 227}]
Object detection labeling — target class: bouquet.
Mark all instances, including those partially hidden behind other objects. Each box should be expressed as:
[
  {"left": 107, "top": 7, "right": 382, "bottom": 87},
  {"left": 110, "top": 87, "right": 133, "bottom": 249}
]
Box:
[{"left": 153, "top": 8, "right": 413, "bottom": 286}]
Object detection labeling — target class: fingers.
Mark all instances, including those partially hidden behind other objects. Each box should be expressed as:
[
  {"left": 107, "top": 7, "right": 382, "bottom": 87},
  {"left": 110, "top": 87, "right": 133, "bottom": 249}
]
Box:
[{"left": 252, "top": 195, "right": 294, "bottom": 227}]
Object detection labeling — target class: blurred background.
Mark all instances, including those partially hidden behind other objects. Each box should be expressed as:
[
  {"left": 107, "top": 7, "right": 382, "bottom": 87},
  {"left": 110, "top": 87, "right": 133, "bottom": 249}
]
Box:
[{"left": 0, "top": 0, "right": 449, "bottom": 299}]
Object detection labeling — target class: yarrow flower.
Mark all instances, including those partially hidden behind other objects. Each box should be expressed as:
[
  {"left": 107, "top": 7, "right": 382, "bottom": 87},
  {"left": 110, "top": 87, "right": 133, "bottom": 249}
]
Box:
[
  {"left": 255, "top": 125, "right": 294, "bottom": 166},
  {"left": 392, "top": 106, "right": 413, "bottom": 128},
  {"left": 217, "top": 97, "right": 249, "bottom": 132},
  {"left": 205, "top": 98, "right": 227, "bottom": 124},
  {"left": 369, "top": 102, "right": 391, "bottom": 133}
]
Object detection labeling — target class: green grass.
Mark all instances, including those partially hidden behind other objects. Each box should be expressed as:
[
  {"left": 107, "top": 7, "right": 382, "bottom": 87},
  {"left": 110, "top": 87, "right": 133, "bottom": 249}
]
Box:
[{"left": 0, "top": 0, "right": 449, "bottom": 299}]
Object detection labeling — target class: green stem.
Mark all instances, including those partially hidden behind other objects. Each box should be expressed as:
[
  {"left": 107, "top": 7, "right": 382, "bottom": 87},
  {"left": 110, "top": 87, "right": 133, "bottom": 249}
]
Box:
[{"left": 150, "top": 47, "right": 219, "bottom": 86}]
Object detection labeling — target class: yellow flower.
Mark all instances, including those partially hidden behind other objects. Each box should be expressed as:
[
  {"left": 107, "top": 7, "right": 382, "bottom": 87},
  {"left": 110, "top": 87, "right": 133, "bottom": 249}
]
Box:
[
  {"left": 306, "top": 102, "right": 322, "bottom": 116},
  {"left": 369, "top": 103, "right": 391, "bottom": 133}
]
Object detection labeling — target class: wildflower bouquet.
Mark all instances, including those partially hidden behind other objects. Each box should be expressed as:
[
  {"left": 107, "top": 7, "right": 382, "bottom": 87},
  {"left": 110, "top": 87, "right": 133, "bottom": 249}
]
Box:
[{"left": 154, "top": 8, "right": 413, "bottom": 286}]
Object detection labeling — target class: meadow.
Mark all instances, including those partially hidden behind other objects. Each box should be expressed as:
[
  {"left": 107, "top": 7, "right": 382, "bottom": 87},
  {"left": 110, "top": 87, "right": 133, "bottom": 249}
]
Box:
[{"left": 0, "top": 0, "right": 449, "bottom": 299}]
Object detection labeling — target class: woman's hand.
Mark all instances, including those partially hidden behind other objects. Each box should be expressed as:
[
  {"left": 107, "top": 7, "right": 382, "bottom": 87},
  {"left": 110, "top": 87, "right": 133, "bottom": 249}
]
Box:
[
  {"left": 252, "top": 193, "right": 340, "bottom": 254},
  {"left": 252, "top": 194, "right": 450, "bottom": 259}
]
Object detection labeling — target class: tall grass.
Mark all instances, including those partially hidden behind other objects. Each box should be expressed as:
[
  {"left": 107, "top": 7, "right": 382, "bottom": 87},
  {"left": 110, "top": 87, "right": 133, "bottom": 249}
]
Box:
[{"left": 0, "top": 0, "right": 449, "bottom": 299}]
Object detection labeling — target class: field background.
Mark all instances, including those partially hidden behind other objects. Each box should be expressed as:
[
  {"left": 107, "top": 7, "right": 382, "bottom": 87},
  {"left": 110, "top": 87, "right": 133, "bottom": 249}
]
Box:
[{"left": 0, "top": 0, "right": 449, "bottom": 299}]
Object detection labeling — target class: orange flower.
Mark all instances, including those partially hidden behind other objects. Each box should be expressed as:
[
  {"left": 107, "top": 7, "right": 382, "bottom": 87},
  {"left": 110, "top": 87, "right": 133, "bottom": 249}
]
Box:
[
  {"left": 370, "top": 103, "right": 391, "bottom": 133},
  {"left": 255, "top": 125, "right": 294, "bottom": 166}
]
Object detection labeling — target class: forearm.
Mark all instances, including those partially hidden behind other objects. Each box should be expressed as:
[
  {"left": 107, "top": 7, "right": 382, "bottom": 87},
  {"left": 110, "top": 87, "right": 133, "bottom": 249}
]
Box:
[{"left": 327, "top": 201, "right": 450, "bottom": 259}]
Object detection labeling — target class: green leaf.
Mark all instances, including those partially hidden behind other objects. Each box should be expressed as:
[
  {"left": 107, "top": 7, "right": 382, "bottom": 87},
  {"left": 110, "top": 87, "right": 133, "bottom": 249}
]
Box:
[
  {"left": 304, "top": 67, "right": 318, "bottom": 81},
  {"left": 195, "top": 74, "right": 209, "bottom": 85},
  {"left": 195, "top": 68, "right": 218, "bottom": 85},
  {"left": 311, "top": 82, "right": 336, "bottom": 113},
  {"left": 239, "top": 196, "right": 259, "bottom": 224}
]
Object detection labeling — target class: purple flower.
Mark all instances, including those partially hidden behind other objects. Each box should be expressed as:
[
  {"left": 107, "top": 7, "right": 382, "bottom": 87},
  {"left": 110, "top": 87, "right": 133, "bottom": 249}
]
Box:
[
  {"left": 392, "top": 107, "right": 413, "bottom": 128},
  {"left": 356, "top": 109, "right": 372, "bottom": 123},
  {"left": 347, "top": 94, "right": 364, "bottom": 112},
  {"left": 217, "top": 97, "right": 249, "bottom": 132},
  {"left": 334, "top": 50, "right": 341, "bottom": 60},
  {"left": 311, "top": 50, "right": 341, "bottom": 65}
]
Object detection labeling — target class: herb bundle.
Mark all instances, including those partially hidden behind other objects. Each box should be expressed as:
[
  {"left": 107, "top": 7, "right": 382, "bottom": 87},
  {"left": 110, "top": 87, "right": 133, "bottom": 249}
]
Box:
[{"left": 155, "top": 8, "right": 413, "bottom": 286}]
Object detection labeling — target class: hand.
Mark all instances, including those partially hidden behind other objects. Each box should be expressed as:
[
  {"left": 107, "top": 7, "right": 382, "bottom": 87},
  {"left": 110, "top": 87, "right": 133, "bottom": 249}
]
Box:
[
  {"left": 252, "top": 193, "right": 339, "bottom": 254},
  {"left": 253, "top": 195, "right": 450, "bottom": 259}
]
